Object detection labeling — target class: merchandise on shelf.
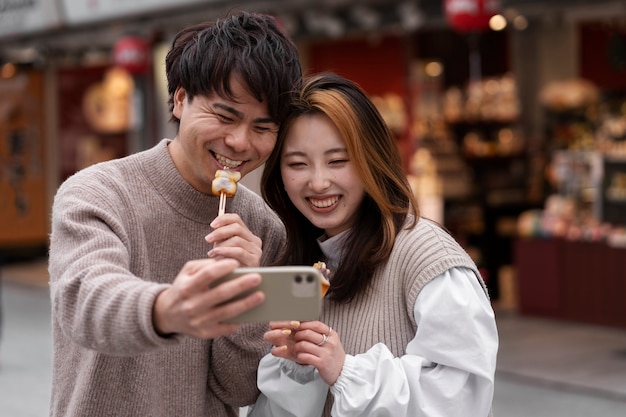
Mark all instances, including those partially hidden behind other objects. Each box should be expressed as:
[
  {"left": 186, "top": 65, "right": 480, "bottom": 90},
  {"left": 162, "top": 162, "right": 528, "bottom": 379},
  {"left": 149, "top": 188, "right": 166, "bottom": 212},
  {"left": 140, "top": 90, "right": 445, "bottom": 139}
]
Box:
[
  {"left": 442, "top": 72, "right": 520, "bottom": 123},
  {"left": 517, "top": 193, "right": 626, "bottom": 248}
]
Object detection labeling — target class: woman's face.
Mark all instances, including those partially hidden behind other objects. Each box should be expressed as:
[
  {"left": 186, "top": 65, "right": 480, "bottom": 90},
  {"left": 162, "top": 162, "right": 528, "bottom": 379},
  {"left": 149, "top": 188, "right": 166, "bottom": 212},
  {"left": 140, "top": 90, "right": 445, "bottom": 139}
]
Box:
[{"left": 280, "top": 113, "right": 365, "bottom": 237}]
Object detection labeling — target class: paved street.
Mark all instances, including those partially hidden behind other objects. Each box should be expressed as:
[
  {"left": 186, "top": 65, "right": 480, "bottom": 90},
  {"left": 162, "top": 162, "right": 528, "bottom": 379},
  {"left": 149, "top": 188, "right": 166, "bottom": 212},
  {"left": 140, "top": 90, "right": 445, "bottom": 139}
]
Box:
[{"left": 1, "top": 259, "right": 626, "bottom": 416}]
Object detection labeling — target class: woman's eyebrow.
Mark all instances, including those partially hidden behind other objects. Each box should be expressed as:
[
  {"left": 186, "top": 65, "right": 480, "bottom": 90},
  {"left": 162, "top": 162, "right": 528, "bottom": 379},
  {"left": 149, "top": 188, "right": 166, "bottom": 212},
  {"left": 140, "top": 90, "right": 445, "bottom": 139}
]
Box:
[
  {"left": 325, "top": 147, "right": 347, "bottom": 155},
  {"left": 283, "top": 148, "right": 347, "bottom": 158},
  {"left": 283, "top": 150, "right": 307, "bottom": 158}
]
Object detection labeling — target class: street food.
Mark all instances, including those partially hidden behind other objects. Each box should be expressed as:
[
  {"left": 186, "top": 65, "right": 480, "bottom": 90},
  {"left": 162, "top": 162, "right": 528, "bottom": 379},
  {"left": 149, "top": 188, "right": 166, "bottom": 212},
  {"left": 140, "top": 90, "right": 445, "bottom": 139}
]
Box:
[
  {"left": 313, "top": 261, "right": 331, "bottom": 297},
  {"left": 212, "top": 169, "right": 241, "bottom": 215}
]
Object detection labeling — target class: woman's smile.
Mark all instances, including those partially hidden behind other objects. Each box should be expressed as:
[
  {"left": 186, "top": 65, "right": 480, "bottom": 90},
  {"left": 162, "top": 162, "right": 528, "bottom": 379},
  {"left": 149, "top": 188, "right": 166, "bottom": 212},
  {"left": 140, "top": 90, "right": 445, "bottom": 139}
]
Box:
[{"left": 309, "top": 195, "right": 341, "bottom": 210}]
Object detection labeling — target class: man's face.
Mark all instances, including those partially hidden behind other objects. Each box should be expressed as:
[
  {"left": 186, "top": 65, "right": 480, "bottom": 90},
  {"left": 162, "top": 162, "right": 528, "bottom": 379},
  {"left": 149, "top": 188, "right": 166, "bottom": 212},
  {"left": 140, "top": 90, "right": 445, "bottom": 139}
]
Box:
[{"left": 168, "top": 74, "right": 278, "bottom": 195}]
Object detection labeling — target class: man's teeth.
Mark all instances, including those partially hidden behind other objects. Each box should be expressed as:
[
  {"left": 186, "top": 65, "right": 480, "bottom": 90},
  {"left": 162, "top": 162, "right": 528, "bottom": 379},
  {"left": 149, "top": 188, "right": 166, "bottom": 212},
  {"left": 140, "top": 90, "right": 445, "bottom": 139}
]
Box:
[
  {"left": 311, "top": 197, "right": 338, "bottom": 208},
  {"left": 215, "top": 153, "right": 243, "bottom": 168}
]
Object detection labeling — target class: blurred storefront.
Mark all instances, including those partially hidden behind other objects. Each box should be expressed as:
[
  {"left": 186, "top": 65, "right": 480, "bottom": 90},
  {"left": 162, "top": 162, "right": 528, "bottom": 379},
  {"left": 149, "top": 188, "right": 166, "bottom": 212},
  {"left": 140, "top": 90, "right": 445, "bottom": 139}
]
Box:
[{"left": 2, "top": 0, "right": 626, "bottom": 316}]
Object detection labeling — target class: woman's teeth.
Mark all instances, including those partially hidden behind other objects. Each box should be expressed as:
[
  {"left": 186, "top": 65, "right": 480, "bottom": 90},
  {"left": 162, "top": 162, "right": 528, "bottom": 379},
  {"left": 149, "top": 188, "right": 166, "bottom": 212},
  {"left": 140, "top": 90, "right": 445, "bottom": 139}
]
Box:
[{"left": 310, "top": 197, "right": 338, "bottom": 208}]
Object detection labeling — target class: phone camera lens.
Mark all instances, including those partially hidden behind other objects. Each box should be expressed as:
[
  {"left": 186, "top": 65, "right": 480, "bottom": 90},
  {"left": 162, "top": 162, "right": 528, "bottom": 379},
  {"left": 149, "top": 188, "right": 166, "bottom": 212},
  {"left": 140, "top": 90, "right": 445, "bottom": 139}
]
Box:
[
  {"left": 294, "top": 275, "right": 303, "bottom": 283},
  {"left": 306, "top": 275, "right": 314, "bottom": 283}
]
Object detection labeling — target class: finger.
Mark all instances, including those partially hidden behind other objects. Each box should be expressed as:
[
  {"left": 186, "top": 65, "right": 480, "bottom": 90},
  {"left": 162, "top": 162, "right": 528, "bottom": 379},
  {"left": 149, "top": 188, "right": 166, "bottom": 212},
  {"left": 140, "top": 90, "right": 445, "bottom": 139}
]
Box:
[
  {"left": 179, "top": 258, "right": 221, "bottom": 276},
  {"left": 207, "top": 222, "right": 259, "bottom": 245},
  {"left": 209, "top": 213, "right": 242, "bottom": 230},
  {"left": 264, "top": 328, "right": 294, "bottom": 345},
  {"left": 295, "top": 321, "right": 328, "bottom": 334},
  {"left": 206, "top": 224, "right": 242, "bottom": 244},
  {"left": 207, "top": 235, "right": 255, "bottom": 249},
  {"left": 207, "top": 245, "right": 260, "bottom": 267},
  {"left": 185, "top": 258, "right": 239, "bottom": 288},
  {"left": 292, "top": 342, "right": 333, "bottom": 364},
  {"left": 207, "top": 272, "right": 263, "bottom": 307},
  {"left": 269, "top": 321, "right": 300, "bottom": 330},
  {"left": 293, "top": 328, "right": 325, "bottom": 345},
  {"left": 172, "top": 259, "right": 238, "bottom": 300},
  {"left": 270, "top": 345, "right": 295, "bottom": 359},
  {"left": 211, "top": 289, "right": 266, "bottom": 323}
]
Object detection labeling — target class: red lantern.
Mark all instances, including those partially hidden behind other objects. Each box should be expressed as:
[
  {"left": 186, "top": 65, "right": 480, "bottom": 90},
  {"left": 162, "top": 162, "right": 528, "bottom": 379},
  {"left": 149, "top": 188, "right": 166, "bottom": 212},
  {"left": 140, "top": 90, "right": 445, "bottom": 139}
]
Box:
[
  {"left": 113, "top": 36, "right": 151, "bottom": 75},
  {"left": 444, "top": 0, "right": 500, "bottom": 33}
]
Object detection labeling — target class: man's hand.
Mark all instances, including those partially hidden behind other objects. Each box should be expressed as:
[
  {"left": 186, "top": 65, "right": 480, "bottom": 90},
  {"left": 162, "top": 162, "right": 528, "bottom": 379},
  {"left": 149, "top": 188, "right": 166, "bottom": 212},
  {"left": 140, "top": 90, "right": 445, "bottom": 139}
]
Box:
[
  {"left": 206, "top": 213, "right": 263, "bottom": 267},
  {"left": 153, "top": 258, "right": 265, "bottom": 338}
]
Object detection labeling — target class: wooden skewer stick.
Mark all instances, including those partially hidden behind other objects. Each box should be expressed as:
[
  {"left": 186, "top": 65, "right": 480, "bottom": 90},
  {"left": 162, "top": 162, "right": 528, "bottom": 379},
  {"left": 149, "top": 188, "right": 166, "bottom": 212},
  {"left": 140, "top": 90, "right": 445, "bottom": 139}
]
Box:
[{"left": 218, "top": 191, "right": 227, "bottom": 216}]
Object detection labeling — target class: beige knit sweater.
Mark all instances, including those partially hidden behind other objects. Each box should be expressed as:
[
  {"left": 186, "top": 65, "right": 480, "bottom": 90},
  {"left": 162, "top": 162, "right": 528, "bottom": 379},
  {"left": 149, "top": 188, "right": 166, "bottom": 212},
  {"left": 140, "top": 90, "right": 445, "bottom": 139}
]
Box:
[
  {"left": 319, "top": 218, "right": 487, "bottom": 416},
  {"left": 48, "top": 139, "right": 284, "bottom": 416}
]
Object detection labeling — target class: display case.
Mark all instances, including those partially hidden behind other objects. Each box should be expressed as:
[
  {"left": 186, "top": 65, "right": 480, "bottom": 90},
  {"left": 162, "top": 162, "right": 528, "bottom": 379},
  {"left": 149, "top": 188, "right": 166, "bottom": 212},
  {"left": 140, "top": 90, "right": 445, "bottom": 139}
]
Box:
[
  {"left": 445, "top": 119, "right": 536, "bottom": 298},
  {"left": 515, "top": 238, "right": 626, "bottom": 329},
  {"left": 600, "top": 155, "right": 626, "bottom": 225},
  {"left": 414, "top": 74, "right": 541, "bottom": 299}
]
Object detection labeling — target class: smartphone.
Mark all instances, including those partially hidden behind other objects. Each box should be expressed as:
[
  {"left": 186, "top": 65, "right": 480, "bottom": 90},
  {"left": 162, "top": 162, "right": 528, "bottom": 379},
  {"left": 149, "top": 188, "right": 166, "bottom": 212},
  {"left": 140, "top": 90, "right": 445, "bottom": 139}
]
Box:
[{"left": 212, "top": 266, "right": 323, "bottom": 323}]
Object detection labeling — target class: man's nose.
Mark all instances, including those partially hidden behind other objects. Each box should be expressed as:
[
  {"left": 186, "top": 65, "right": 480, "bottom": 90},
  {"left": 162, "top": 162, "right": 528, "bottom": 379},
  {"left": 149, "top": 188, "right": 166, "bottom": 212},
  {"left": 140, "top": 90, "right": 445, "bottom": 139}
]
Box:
[{"left": 224, "top": 125, "right": 251, "bottom": 152}]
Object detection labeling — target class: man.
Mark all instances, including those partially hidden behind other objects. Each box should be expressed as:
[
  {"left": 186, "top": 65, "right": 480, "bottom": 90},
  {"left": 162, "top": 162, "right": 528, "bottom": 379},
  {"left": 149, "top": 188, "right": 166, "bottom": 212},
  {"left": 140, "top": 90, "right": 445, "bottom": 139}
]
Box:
[{"left": 48, "top": 11, "right": 302, "bottom": 416}]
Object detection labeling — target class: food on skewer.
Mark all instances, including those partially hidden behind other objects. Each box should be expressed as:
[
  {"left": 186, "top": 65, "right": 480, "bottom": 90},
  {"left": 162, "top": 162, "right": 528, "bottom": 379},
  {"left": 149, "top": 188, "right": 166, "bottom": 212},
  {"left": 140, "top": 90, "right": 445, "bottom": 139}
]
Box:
[
  {"left": 212, "top": 170, "right": 241, "bottom": 216},
  {"left": 313, "top": 261, "right": 331, "bottom": 297}
]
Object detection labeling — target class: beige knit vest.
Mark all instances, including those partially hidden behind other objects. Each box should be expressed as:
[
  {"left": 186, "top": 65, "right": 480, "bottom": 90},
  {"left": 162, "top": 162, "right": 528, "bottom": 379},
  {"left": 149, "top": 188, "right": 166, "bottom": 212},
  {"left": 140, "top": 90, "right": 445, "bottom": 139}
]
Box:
[{"left": 319, "top": 218, "right": 487, "bottom": 416}]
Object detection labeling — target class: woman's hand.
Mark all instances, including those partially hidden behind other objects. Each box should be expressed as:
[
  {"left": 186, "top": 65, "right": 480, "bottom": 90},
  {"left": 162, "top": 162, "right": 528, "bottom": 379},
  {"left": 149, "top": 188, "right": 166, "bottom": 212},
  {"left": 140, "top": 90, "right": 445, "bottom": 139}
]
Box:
[
  {"left": 265, "top": 320, "right": 346, "bottom": 386},
  {"left": 206, "top": 213, "right": 262, "bottom": 267}
]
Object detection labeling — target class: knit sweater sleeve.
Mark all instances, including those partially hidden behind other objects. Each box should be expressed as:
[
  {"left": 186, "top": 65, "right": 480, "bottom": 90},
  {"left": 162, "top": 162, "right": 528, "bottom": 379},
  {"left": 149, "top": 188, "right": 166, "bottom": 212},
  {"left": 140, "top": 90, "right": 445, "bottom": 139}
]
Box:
[
  {"left": 49, "top": 168, "right": 178, "bottom": 356},
  {"left": 207, "top": 187, "right": 286, "bottom": 406}
]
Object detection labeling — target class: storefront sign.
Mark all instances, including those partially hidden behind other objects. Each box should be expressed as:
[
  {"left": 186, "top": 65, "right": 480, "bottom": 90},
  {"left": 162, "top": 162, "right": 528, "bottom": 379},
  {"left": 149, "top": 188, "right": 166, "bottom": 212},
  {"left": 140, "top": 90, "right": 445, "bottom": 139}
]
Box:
[
  {"left": 0, "top": 0, "right": 63, "bottom": 38},
  {"left": 60, "top": 0, "right": 214, "bottom": 24},
  {"left": 113, "top": 36, "right": 151, "bottom": 74},
  {"left": 0, "top": 71, "right": 49, "bottom": 247},
  {"left": 444, "top": 0, "right": 500, "bottom": 33}
]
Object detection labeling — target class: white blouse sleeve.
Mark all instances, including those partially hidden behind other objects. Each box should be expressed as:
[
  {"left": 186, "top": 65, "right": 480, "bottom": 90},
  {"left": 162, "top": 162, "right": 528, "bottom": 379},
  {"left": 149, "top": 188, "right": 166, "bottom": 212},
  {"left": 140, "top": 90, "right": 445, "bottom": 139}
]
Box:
[
  {"left": 248, "top": 355, "right": 329, "bottom": 417},
  {"left": 250, "top": 267, "right": 498, "bottom": 417}
]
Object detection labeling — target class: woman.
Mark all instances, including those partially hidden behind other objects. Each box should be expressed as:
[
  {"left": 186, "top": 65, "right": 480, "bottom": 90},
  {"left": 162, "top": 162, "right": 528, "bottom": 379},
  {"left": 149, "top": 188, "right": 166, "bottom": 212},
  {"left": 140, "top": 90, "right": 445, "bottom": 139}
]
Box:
[{"left": 249, "top": 73, "right": 498, "bottom": 416}]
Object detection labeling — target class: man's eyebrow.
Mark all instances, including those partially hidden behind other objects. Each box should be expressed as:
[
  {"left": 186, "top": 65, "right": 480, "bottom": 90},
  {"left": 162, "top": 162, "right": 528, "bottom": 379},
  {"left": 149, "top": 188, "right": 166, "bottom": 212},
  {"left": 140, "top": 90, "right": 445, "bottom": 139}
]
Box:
[
  {"left": 213, "top": 102, "right": 275, "bottom": 124},
  {"left": 213, "top": 103, "right": 244, "bottom": 118}
]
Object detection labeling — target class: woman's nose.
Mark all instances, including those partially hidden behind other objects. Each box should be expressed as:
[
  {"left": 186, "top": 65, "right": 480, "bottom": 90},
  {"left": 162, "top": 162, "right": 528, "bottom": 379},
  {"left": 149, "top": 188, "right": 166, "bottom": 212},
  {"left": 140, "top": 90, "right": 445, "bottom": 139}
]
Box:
[{"left": 308, "top": 168, "right": 331, "bottom": 191}]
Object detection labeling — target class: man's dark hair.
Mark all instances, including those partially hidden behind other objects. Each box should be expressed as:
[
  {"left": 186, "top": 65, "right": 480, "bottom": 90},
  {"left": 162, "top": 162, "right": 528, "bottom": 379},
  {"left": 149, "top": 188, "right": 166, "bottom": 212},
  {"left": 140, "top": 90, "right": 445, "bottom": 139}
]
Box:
[{"left": 165, "top": 11, "right": 302, "bottom": 127}]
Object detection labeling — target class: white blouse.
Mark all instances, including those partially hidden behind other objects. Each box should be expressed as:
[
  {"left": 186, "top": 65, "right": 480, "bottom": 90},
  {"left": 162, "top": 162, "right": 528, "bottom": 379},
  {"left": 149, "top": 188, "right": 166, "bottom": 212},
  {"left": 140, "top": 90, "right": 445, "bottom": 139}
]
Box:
[{"left": 248, "top": 265, "right": 499, "bottom": 417}]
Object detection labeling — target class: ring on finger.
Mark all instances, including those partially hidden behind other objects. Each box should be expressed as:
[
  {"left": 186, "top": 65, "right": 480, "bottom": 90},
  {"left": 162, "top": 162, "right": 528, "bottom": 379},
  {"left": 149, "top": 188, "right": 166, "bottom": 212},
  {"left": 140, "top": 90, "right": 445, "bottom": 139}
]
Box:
[
  {"left": 317, "top": 327, "right": 333, "bottom": 346},
  {"left": 317, "top": 333, "right": 328, "bottom": 346}
]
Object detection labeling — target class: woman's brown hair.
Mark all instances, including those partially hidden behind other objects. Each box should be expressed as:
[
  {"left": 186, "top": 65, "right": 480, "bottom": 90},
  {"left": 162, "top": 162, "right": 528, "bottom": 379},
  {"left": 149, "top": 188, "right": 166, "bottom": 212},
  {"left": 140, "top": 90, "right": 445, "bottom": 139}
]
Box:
[{"left": 261, "top": 73, "right": 419, "bottom": 302}]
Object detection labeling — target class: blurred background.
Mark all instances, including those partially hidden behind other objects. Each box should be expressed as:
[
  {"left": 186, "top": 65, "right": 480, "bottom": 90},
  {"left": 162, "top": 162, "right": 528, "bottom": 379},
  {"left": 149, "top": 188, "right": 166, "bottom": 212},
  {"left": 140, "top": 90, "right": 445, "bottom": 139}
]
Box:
[{"left": 2, "top": 0, "right": 626, "bottom": 415}]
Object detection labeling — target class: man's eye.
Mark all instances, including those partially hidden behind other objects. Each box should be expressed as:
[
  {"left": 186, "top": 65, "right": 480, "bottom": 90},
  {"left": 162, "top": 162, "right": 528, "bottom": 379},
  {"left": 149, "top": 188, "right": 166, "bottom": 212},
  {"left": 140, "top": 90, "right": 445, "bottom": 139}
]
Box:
[{"left": 217, "top": 114, "right": 234, "bottom": 122}]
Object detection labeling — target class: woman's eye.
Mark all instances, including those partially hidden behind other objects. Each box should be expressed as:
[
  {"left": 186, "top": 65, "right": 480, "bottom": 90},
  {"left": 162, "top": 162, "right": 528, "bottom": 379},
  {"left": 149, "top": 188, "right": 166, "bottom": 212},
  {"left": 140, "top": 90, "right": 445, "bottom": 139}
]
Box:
[
  {"left": 255, "top": 125, "right": 276, "bottom": 134},
  {"left": 330, "top": 159, "right": 348, "bottom": 165}
]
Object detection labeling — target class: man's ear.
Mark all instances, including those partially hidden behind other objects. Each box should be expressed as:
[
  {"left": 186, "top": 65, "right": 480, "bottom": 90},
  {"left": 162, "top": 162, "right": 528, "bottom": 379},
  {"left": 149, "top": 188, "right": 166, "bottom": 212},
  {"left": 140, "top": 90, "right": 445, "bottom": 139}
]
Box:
[{"left": 172, "top": 87, "right": 187, "bottom": 119}]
